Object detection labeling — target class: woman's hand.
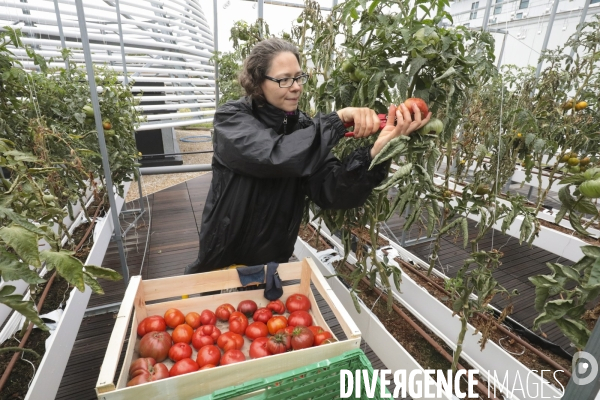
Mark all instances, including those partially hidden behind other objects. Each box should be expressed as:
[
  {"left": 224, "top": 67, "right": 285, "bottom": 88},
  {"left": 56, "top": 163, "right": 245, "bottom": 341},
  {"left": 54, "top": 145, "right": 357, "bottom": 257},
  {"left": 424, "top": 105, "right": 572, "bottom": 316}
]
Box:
[
  {"left": 336, "top": 107, "right": 381, "bottom": 139},
  {"left": 370, "top": 103, "right": 431, "bottom": 159}
]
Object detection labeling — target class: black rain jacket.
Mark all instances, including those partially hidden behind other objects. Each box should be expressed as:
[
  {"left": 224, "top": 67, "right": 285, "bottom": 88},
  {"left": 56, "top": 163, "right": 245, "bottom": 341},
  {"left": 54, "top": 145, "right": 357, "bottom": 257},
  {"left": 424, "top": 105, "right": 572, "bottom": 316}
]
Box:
[{"left": 191, "top": 96, "right": 389, "bottom": 272}]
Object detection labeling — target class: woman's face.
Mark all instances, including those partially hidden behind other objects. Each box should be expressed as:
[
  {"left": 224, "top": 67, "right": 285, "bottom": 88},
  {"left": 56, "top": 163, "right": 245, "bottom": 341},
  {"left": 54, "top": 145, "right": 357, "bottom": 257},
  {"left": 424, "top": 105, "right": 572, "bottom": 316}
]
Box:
[{"left": 260, "top": 52, "right": 303, "bottom": 112}]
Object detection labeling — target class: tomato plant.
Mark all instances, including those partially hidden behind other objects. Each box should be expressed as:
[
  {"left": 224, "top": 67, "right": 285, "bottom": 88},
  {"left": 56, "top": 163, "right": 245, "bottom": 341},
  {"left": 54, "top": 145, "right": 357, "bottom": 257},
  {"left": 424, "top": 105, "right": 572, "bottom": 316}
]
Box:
[
  {"left": 169, "top": 358, "right": 199, "bottom": 377},
  {"left": 168, "top": 342, "right": 193, "bottom": 362},
  {"left": 196, "top": 345, "right": 221, "bottom": 367},
  {"left": 139, "top": 331, "right": 172, "bottom": 362}
]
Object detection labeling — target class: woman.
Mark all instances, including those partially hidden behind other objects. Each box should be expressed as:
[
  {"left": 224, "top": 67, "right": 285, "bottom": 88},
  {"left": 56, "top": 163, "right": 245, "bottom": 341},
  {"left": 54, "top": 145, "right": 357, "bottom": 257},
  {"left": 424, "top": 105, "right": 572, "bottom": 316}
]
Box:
[{"left": 184, "top": 38, "right": 430, "bottom": 274}]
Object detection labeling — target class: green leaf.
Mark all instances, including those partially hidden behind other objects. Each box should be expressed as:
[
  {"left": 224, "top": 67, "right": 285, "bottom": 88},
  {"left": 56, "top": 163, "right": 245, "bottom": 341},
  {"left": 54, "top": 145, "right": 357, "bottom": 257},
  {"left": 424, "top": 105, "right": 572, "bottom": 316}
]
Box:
[
  {"left": 392, "top": 73, "right": 409, "bottom": 98},
  {"left": 569, "top": 212, "right": 590, "bottom": 236},
  {"left": 370, "top": 139, "right": 408, "bottom": 170},
  {"left": 554, "top": 205, "right": 569, "bottom": 224},
  {"left": 84, "top": 265, "right": 122, "bottom": 281},
  {"left": 534, "top": 286, "right": 549, "bottom": 312},
  {"left": 368, "top": 0, "right": 380, "bottom": 14},
  {"left": 408, "top": 57, "right": 427, "bottom": 80},
  {"left": 559, "top": 174, "right": 586, "bottom": 185},
  {"left": 0, "top": 289, "right": 48, "bottom": 331},
  {"left": 432, "top": 67, "right": 456, "bottom": 83},
  {"left": 588, "top": 257, "right": 600, "bottom": 287},
  {"left": 580, "top": 246, "right": 600, "bottom": 259},
  {"left": 0, "top": 225, "right": 41, "bottom": 268},
  {"left": 529, "top": 274, "right": 558, "bottom": 287},
  {"left": 555, "top": 318, "right": 590, "bottom": 350},
  {"left": 461, "top": 217, "right": 469, "bottom": 248},
  {"left": 374, "top": 162, "right": 411, "bottom": 191},
  {"left": 0, "top": 347, "right": 40, "bottom": 358},
  {"left": 0, "top": 207, "right": 47, "bottom": 236},
  {"left": 0, "top": 249, "right": 46, "bottom": 284},
  {"left": 574, "top": 198, "right": 599, "bottom": 215},
  {"left": 350, "top": 8, "right": 359, "bottom": 19},
  {"left": 39, "top": 250, "right": 85, "bottom": 292},
  {"left": 525, "top": 133, "right": 536, "bottom": 146},
  {"left": 83, "top": 271, "right": 104, "bottom": 294},
  {"left": 558, "top": 186, "right": 575, "bottom": 208}
]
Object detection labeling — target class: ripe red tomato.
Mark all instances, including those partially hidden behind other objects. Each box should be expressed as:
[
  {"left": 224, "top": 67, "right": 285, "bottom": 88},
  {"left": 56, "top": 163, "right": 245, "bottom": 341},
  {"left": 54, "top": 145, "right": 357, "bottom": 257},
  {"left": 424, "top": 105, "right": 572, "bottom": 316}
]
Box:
[
  {"left": 137, "top": 315, "right": 167, "bottom": 336},
  {"left": 192, "top": 325, "right": 222, "bottom": 350},
  {"left": 217, "top": 331, "right": 244, "bottom": 352},
  {"left": 245, "top": 321, "right": 268, "bottom": 340},
  {"left": 285, "top": 294, "right": 311, "bottom": 313},
  {"left": 215, "top": 303, "right": 235, "bottom": 321},
  {"left": 403, "top": 97, "right": 429, "bottom": 116},
  {"left": 200, "top": 309, "right": 217, "bottom": 326},
  {"left": 308, "top": 325, "right": 324, "bottom": 337},
  {"left": 139, "top": 331, "right": 172, "bottom": 362},
  {"left": 249, "top": 337, "right": 271, "bottom": 359},
  {"left": 221, "top": 349, "right": 246, "bottom": 365},
  {"left": 200, "top": 364, "right": 216, "bottom": 370},
  {"left": 253, "top": 308, "right": 273, "bottom": 324},
  {"left": 172, "top": 324, "right": 194, "bottom": 344},
  {"left": 127, "top": 358, "right": 169, "bottom": 387},
  {"left": 290, "top": 326, "right": 314, "bottom": 350},
  {"left": 197, "top": 325, "right": 222, "bottom": 342},
  {"left": 237, "top": 300, "right": 258, "bottom": 318},
  {"left": 288, "top": 310, "right": 313, "bottom": 327},
  {"left": 168, "top": 342, "right": 192, "bottom": 362},
  {"left": 169, "top": 358, "right": 199, "bottom": 377},
  {"left": 266, "top": 299, "right": 285, "bottom": 314},
  {"left": 275, "top": 329, "right": 292, "bottom": 350},
  {"left": 267, "top": 315, "right": 287, "bottom": 335},
  {"left": 282, "top": 326, "right": 295, "bottom": 336},
  {"left": 196, "top": 344, "right": 221, "bottom": 367},
  {"left": 267, "top": 333, "right": 289, "bottom": 354},
  {"left": 164, "top": 308, "right": 185, "bottom": 328},
  {"left": 228, "top": 312, "right": 249, "bottom": 335},
  {"left": 185, "top": 312, "right": 202, "bottom": 329},
  {"left": 313, "top": 328, "right": 334, "bottom": 346}
]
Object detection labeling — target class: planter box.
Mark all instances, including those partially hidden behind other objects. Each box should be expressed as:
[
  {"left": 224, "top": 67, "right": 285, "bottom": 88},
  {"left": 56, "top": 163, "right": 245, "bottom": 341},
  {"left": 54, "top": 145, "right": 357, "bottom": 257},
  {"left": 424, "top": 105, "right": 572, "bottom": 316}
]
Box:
[
  {"left": 23, "top": 181, "right": 131, "bottom": 400},
  {"left": 95, "top": 257, "right": 361, "bottom": 400},
  {"left": 305, "top": 220, "right": 565, "bottom": 400}
]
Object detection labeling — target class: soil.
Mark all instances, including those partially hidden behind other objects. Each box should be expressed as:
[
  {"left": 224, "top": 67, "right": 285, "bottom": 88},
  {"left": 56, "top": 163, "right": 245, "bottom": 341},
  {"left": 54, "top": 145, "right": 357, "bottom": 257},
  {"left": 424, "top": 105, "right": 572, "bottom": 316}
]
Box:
[
  {"left": 299, "top": 222, "right": 571, "bottom": 394},
  {"left": 537, "top": 218, "right": 600, "bottom": 245},
  {"left": 0, "top": 194, "right": 106, "bottom": 399}
]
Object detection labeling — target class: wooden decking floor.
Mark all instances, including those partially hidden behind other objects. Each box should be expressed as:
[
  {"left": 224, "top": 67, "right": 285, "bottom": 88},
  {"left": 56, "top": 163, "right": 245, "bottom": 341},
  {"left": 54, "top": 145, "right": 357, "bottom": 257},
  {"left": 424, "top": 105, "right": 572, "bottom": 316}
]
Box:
[{"left": 57, "top": 173, "right": 407, "bottom": 399}]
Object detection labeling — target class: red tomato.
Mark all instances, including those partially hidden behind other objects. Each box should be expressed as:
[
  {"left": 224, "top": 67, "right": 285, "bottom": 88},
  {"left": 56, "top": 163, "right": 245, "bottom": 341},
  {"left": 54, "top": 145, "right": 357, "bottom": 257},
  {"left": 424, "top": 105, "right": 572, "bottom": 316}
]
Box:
[
  {"left": 237, "top": 300, "right": 258, "bottom": 318},
  {"left": 200, "top": 309, "right": 217, "bottom": 326},
  {"left": 137, "top": 316, "right": 167, "bottom": 337},
  {"left": 404, "top": 97, "right": 429, "bottom": 116},
  {"left": 253, "top": 308, "right": 273, "bottom": 324},
  {"left": 215, "top": 303, "right": 235, "bottom": 321},
  {"left": 191, "top": 325, "right": 222, "bottom": 350},
  {"left": 249, "top": 337, "right": 271, "bottom": 359},
  {"left": 168, "top": 342, "right": 192, "bottom": 362},
  {"left": 127, "top": 358, "right": 169, "bottom": 387},
  {"left": 275, "top": 329, "right": 292, "bottom": 350},
  {"left": 221, "top": 349, "right": 246, "bottom": 365},
  {"left": 169, "top": 358, "right": 199, "bottom": 377},
  {"left": 267, "top": 315, "right": 287, "bottom": 335},
  {"left": 228, "top": 312, "right": 249, "bottom": 335},
  {"left": 288, "top": 310, "right": 313, "bottom": 327},
  {"left": 172, "top": 324, "right": 194, "bottom": 344},
  {"left": 245, "top": 321, "right": 268, "bottom": 340},
  {"left": 266, "top": 333, "right": 289, "bottom": 354},
  {"left": 200, "top": 364, "right": 216, "bottom": 370},
  {"left": 139, "top": 331, "right": 172, "bottom": 362},
  {"left": 266, "top": 299, "right": 285, "bottom": 314},
  {"left": 198, "top": 325, "right": 222, "bottom": 341},
  {"left": 314, "top": 330, "right": 334, "bottom": 346},
  {"left": 217, "top": 331, "right": 244, "bottom": 352},
  {"left": 290, "top": 326, "right": 314, "bottom": 350},
  {"left": 185, "top": 312, "right": 202, "bottom": 329},
  {"left": 196, "top": 344, "right": 221, "bottom": 367},
  {"left": 164, "top": 308, "right": 185, "bottom": 329},
  {"left": 285, "top": 294, "right": 311, "bottom": 313},
  {"left": 308, "top": 326, "right": 324, "bottom": 337},
  {"left": 282, "top": 326, "right": 295, "bottom": 336}
]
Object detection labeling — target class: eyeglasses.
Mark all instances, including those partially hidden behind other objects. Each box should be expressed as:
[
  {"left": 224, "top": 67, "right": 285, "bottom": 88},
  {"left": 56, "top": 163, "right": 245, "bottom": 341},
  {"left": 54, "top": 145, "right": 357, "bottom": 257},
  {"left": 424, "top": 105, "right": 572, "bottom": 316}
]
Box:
[{"left": 264, "top": 74, "right": 308, "bottom": 88}]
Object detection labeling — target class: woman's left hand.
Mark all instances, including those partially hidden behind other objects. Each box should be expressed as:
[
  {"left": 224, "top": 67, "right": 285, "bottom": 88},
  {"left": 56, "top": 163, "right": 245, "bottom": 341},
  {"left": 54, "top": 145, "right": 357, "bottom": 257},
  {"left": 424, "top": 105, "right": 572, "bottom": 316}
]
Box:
[{"left": 336, "top": 107, "right": 381, "bottom": 139}]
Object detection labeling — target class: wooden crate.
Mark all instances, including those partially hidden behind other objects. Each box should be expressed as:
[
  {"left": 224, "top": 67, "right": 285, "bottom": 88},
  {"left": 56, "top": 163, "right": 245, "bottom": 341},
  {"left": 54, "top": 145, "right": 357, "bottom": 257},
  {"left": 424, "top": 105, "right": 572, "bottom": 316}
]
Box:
[{"left": 95, "top": 257, "right": 361, "bottom": 400}]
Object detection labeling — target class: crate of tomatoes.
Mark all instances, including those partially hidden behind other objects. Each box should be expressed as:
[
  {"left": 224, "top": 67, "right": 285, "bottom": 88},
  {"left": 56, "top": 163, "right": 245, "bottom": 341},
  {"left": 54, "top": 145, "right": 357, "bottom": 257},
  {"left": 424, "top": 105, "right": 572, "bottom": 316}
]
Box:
[{"left": 95, "top": 257, "right": 361, "bottom": 400}]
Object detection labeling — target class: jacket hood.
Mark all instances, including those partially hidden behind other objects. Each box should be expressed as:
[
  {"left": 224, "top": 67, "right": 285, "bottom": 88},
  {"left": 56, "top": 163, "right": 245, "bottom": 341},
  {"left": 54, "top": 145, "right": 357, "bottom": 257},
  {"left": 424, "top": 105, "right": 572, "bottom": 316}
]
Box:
[{"left": 245, "top": 96, "right": 300, "bottom": 135}]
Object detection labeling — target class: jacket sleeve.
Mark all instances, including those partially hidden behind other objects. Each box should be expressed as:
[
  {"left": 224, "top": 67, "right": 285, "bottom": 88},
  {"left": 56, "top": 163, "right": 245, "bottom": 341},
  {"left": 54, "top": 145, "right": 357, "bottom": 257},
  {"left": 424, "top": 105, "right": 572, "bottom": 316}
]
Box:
[
  {"left": 213, "top": 102, "right": 347, "bottom": 179},
  {"left": 305, "top": 146, "right": 390, "bottom": 210}
]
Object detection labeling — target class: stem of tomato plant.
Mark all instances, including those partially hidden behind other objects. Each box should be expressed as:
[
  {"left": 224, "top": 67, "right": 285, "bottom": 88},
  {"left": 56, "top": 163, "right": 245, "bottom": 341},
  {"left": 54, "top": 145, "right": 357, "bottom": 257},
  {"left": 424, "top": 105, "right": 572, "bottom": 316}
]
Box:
[{"left": 452, "top": 314, "right": 468, "bottom": 374}]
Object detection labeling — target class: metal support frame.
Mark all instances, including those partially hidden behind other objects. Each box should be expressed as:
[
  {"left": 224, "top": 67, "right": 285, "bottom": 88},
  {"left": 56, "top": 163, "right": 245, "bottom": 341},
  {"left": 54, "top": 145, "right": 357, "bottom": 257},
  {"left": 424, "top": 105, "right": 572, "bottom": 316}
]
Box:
[
  {"left": 569, "top": 0, "right": 592, "bottom": 59},
  {"left": 481, "top": 0, "right": 493, "bottom": 32},
  {"left": 75, "top": 0, "right": 130, "bottom": 286},
  {"left": 52, "top": 0, "right": 69, "bottom": 72},
  {"left": 535, "top": 0, "right": 560, "bottom": 79},
  {"left": 114, "top": 0, "right": 129, "bottom": 86},
  {"left": 241, "top": 0, "right": 332, "bottom": 11},
  {"left": 497, "top": 30, "right": 507, "bottom": 70}
]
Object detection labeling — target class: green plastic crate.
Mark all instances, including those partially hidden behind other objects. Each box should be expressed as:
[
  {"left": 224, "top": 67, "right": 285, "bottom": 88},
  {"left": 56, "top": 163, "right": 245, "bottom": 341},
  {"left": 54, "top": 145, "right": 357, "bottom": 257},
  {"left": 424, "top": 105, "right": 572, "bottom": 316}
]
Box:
[{"left": 193, "top": 349, "right": 390, "bottom": 400}]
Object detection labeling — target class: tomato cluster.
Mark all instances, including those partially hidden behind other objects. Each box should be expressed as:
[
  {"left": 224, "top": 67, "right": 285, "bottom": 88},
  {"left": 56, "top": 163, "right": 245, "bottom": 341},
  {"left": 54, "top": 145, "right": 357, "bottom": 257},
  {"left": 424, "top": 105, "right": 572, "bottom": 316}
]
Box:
[{"left": 128, "top": 294, "right": 335, "bottom": 387}]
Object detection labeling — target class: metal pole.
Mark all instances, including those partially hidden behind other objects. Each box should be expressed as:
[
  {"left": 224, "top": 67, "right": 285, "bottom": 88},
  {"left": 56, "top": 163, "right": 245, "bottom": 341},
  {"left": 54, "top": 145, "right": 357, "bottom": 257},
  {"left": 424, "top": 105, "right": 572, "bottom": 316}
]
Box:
[
  {"left": 52, "top": 0, "right": 69, "bottom": 72},
  {"left": 213, "top": 0, "right": 219, "bottom": 106},
  {"left": 258, "top": 0, "right": 264, "bottom": 38},
  {"left": 562, "top": 321, "right": 600, "bottom": 399},
  {"left": 481, "top": 0, "right": 493, "bottom": 32},
  {"left": 535, "top": 0, "right": 560, "bottom": 79},
  {"left": 75, "top": 0, "right": 130, "bottom": 286},
  {"left": 569, "top": 0, "right": 591, "bottom": 58},
  {"left": 497, "top": 31, "right": 507, "bottom": 70},
  {"left": 114, "top": 0, "right": 129, "bottom": 86}
]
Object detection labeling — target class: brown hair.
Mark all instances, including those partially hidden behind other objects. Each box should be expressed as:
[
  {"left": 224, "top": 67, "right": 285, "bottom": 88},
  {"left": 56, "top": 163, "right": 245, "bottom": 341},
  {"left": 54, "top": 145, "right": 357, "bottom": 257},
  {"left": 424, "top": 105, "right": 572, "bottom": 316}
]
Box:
[{"left": 239, "top": 38, "right": 301, "bottom": 103}]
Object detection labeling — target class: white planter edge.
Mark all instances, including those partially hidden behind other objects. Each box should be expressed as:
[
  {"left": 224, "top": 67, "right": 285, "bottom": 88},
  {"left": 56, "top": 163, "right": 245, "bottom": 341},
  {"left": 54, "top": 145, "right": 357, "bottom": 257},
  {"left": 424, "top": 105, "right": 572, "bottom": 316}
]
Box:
[
  {"left": 308, "top": 220, "right": 565, "bottom": 400},
  {"left": 25, "top": 181, "right": 131, "bottom": 400}
]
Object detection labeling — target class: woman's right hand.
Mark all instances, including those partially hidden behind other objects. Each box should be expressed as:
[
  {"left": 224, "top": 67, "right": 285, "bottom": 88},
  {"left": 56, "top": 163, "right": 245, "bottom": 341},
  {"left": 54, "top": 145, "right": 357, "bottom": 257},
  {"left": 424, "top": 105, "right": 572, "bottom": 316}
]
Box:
[
  {"left": 370, "top": 103, "right": 431, "bottom": 159},
  {"left": 336, "top": 107, "right": 381, "bottom": 139}
]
